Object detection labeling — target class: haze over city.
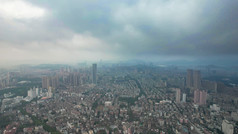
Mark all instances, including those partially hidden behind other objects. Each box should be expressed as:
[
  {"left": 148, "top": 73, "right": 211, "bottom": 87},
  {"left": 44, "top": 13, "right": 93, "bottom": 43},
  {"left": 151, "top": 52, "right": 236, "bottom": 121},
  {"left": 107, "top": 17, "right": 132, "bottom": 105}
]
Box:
[
  {"left": 1, "top": 1, "right": 238, "bottom": 134},
  {"left": 0, "top": 0, "right": 238, "bottom": 67}
]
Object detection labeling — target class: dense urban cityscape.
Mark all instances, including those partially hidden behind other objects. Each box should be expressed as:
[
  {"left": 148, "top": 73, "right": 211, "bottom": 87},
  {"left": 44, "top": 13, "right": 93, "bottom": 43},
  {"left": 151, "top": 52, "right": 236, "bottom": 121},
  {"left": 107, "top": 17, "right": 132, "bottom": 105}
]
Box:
[
  {"left": 1, "top": 0, "right": 238, "bottom": 134},
  {"left": 0, "top": 63, "right": 238, "bottom": 134}
]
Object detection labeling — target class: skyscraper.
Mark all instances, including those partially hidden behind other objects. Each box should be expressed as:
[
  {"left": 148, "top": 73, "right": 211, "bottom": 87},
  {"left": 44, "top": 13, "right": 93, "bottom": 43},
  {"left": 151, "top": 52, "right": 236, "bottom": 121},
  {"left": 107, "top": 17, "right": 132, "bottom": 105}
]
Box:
[
  {"left": 92, "top": 63, "right": 97, "bottom": 84},
  {"left": 68, "top": 72, "right": 81, "bottom": 87},
  {"left": 182, "top": 93, "right": 186, "bottom": 102},
  {"left": 194, "top": 90, "right": 200, "bottom": 104},
  {"left": 42, "top": 76, "right": 59, "bottom": 90},
  {"left": 28, "top": 89, "right": 33, "bottom": 98},
  {"left": 48, "top": 87, "right": 53, "bottom": 98},
  {"left": 42, "top": 76, "right": 50, "bottom": 89},
  {"left": 193, "top": 70, "right": 201, "bottom": 89},
  {"left": 199, "top": 90, "right": 207, "bottom": 105},
  {"left": 6, "top": 72, "right": 10, "bottom": 86},
  {"left": 186, "top": 69, "right": 201, "bottom": 89},
  {"left": 176, "top": 88, "right": 181, "bottom": 103},
  {"left": 51, "top": 76, "right": 59, "bottom": 89},
  {"left": 194, "top": 90, "right": 207, "bottom": 105},
  {"left": 186, "top": 69, "right": 193, "bottom": 88}
]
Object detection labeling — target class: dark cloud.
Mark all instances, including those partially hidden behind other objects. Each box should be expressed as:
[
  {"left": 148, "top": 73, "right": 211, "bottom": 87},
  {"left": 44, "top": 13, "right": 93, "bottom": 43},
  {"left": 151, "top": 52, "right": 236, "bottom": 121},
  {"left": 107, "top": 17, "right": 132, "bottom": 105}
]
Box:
[{"left": 0, "top": 0, "right": 238, "bottom": 65}]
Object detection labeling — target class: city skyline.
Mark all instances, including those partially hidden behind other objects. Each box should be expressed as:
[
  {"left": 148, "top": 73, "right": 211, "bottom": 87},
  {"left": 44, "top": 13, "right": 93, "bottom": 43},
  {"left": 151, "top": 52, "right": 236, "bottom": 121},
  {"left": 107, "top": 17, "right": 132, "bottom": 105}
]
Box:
[
  {"left": 0, "top": 63, "right": 238, "bottom": 133},
  {"left": 1, "top": 1, "right": 238, "bottom": 132},
  {"left": 0, "top": 0, "right": 238, "bottom": 67},
  {"left": 92, "top": 63, "right": 97, "bottom": 85}
]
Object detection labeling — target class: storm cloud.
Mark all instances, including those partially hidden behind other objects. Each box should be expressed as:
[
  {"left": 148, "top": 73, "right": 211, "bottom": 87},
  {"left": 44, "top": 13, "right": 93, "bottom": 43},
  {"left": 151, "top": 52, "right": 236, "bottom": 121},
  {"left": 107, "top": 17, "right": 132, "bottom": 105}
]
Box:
[{"left": 0, "top": 0, "right": 238, "bottom": 66}]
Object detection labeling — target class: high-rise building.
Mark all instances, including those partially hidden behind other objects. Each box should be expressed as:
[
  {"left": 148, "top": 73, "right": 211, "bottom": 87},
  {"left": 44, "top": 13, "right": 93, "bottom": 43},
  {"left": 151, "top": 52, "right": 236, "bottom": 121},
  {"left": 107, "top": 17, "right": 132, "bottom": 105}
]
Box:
[
  {"left": 32, "top": 88, "right": 36, "bottom": 98},
  {"left": 48, "top": 87, "right": 53, "bottom": 98},
  {"left": 27, "top": 88, "right": 37, "bottom": 99},
  {"left": 92, "top": 64, "right": 97, "bottom": 84},
  {"left": 6, "top": 72, "right": 10, "bottom": 86},
  {"left": 27, "top": 89, "right": 33, "bottom": 98},
  {"left": 194, "top": 90, "right": 207, "bottom": 105},
  {"left": 42, "top": 76, "right": 59, "bottom": 90},
  {"left": 68, "top": 72, "right": 81, "bottom": 87},
  {"left": 35, "top": 87, "right": 39, "bottom": 96},
  {"left": 176, "top": 88, "right": 181, "bottom": 103},
  {"left": 199, "top": 90, "right": 207, "bottom": 105},
  {"left": 186, "top": 69, "right": 193, "bottom": 88},
  {"left": 51, "top": 76, "right": 59, "bottom": 89},
  {"left": 193, "top": 70, "right": 201, "bottom": 89},
  {"left": 194, "top": 90, "right": 200, "bottom": 104},
  {"left": 182, "top": 93, "right": 186, "bottom": 102},
  {"left": 186, "top": 69, "right": 201, "bottom": 89},
  {"left": 222, "top": 120, "right": 234, "bottom": 134},
  {"left": 42, "top": 76, "right": 50, "bottom": 89}
]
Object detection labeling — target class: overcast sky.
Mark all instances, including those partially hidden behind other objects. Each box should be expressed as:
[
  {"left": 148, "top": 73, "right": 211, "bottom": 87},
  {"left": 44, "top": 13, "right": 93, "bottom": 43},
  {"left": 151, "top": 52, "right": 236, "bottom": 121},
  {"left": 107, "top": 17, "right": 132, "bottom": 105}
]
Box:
[{"left": 0, "top": 0, "right": 238, "bottom": 66}]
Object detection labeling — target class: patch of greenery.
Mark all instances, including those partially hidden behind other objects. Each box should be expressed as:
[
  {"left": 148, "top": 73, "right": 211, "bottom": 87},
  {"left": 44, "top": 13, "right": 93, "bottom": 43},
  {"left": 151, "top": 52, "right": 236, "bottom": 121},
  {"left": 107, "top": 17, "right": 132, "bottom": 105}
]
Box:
[
  {"left": 118, "top": 97, "right": 136, "bottom": 105},
  {"left": 92, "top": 101, "right": 99, "bottom": 110},
  {"left": 127, "top": 108, "right": 139, "bottom": 122},
  {"left": 97, "top": 130, "right": 107, "bottom": 134},
  {"left": 1, "top": 87, "right": 29, "bottom": 98},
  {"left": 0, "top": 114, "right": 12, "bottom": 128},
  {"left": 20, "top": 109, "right": 61, "bottom": 134},
  {"left": 16, "top": 123, "right": 33, "bottom": 133}
]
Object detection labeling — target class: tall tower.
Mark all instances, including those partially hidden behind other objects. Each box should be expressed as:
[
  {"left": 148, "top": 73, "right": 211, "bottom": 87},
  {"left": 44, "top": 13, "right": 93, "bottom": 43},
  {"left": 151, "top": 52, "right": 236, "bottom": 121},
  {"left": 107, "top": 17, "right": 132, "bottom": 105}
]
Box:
[
  {"left": 182, "top": 93, "right": 186, "bottom": 102},
  {"left": 51, "top": 76, "right": 59, "bottom": 89},
  {"left": 176, "top": 88, "right": 181, "bottom": 103},
  {"left": 92, "top": 64, "right": 97, "bottom": 84},
  {"left": 42, "top": 76, "right": 50, "bottom": 89},
  {"left": 6, "top": 72, "right": 10, "bottom": 86},
  {"left": 193, "top": 70, "right": 201, "bottom": 89},
  {"left": 194, "top": 90, "right": 200, "bottom": 104},
  {"left": 199, "top": 90, "right": 207, "bottom": 105},
  {"left": 194, "top": 90, "right": 207, "bottom": 105},
  {"left": 186, "top": 69, "right": 193, "bottom": 88},
  {"left": 186, "top": 69, "right": 201, "bottom": 89}
]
